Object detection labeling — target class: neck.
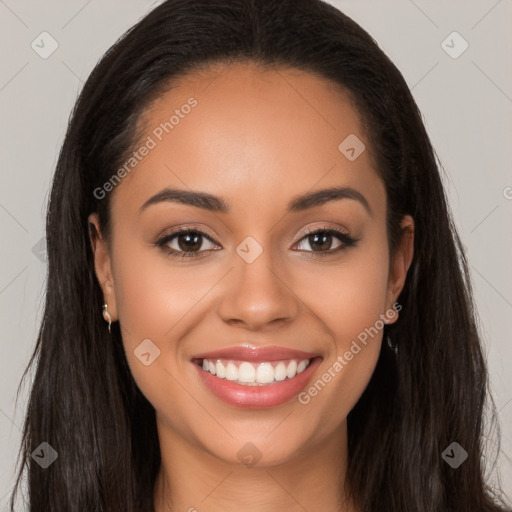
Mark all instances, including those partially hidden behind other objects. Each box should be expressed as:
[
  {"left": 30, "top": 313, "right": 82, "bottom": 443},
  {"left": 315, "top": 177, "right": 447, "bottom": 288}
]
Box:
[{"left": 153, "top": 419, "right": 358, "bottom": 512}]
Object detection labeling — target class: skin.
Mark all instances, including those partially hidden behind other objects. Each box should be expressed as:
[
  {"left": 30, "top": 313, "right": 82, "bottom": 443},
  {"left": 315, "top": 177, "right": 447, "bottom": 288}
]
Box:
[{"left": 89, "top": 61, "right": 414, "bottom": 512}]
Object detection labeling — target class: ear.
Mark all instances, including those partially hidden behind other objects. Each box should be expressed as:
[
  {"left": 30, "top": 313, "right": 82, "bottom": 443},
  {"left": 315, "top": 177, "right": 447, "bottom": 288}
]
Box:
[
  {"left": 384, "top": 214, "right": 414, "bottom": 324},
  {"left": 88, "top": 213, "right": 118, "bottom": 321}
]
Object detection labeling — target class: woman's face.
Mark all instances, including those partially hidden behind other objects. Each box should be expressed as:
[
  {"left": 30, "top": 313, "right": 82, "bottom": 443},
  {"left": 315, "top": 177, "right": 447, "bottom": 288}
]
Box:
[{"left": 90, "top": 61, "right": 413, "bottom": 467}]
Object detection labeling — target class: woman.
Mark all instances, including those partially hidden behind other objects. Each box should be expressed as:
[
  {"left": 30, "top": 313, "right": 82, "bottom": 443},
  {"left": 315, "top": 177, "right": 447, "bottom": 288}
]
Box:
[{"left": 9, "top": 0, "right": 510, "bottom": 510}]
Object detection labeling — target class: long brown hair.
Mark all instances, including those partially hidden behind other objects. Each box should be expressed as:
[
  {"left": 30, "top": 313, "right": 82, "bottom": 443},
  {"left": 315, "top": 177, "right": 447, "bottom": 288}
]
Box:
[{"left": 9, "top": 0, "right": 511, "bottom": 510}]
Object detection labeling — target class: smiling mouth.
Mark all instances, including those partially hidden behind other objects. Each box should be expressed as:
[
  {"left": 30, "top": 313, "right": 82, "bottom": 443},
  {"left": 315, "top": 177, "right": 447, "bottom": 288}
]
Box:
[{"left": 193, "top": 357, "right": 320, "bottom": 386}]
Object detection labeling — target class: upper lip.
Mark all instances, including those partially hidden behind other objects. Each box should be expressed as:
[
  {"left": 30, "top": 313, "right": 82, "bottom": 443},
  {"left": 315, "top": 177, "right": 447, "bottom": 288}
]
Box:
[{"left": 192, "top": 345, "right": 321, "bottom": 362}]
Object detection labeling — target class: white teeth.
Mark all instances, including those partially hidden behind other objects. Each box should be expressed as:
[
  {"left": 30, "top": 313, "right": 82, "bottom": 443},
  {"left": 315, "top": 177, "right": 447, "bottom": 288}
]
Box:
[
  {"left": 215, "top": 360, "right": 226, "bottom": 378},
  {"left": 199, "top": 358, "right": 312, "bottom": 385},
  {"left": 238, "top": 362, "right": 256, "bottom": 383},
  {"left": 256, "top": 363, "right": 275, "bottom": 384},
  {"left": 286, "top": 360, "right": 297, "bottom": 379},
  {"left": 297, "top": 360, "right": 308, "bottom": 373},
  {"left": 274, "top": 362, "right": 287, "bottom": 381},
  {"left": 225, "top": 362, "right": 238, "bottom": 381}
]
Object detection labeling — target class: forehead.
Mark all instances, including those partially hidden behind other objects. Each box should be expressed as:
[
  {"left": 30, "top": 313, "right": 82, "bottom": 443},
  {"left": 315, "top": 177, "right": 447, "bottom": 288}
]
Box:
[{"left": 110, "top": 60, "right": 384, "bottom": 221}]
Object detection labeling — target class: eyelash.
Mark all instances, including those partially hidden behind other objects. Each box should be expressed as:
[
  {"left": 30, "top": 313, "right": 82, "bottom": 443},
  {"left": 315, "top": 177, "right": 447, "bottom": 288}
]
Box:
[{"left": 155, "top": 225, "right": 358, "bottom": 260}]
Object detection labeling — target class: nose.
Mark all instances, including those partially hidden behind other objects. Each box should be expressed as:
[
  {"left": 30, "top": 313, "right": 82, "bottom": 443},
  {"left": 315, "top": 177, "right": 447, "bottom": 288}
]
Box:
[{"left": 216, "top": 247, "right": 300, "bottom": 331}]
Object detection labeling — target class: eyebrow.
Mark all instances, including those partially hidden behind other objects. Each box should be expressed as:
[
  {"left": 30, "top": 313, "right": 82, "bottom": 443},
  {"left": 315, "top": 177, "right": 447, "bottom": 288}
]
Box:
[{"left": 139, "top": 185, "right": 371, "bottom": 215}]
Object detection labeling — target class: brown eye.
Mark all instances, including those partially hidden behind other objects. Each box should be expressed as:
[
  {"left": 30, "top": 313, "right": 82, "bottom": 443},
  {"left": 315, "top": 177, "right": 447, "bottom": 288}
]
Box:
[
  {"left": 175, "top": 232, "right": 203, "bottom": 252},
  {"left": 295, "top": 227, "right": 357, "bottom": 255},
  {"left": 305, "top": 232, "right": 338, "bottom": 252},
  {"left": 156, "top": 229, "right": 219, "bottom": 258}
]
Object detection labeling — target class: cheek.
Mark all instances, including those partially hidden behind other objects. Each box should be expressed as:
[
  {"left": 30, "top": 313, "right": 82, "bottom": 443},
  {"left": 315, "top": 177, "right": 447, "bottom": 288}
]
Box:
[
  {"left": 112, "top": 245, "right": 169, "bottom": 344},
  {"left": 294, "top": 232, "right": 390, "bottom": 426},
  {"left": 112, "top": 238, "right": 209, "bottom": 344},
  {"left": 331, "top": 236, "right": 390, "bottom": 371},
  {"left": 110, "top": 236, "right": 217, "bottom": 409},
  {"left": 296, "top": 231, "right": 390, "bottom": 348}
]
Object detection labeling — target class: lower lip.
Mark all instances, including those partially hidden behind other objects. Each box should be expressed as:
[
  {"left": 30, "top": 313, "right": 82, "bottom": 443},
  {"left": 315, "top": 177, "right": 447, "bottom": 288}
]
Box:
[{"left": 193, "top": 357, "right": 322, "bottom": 409}]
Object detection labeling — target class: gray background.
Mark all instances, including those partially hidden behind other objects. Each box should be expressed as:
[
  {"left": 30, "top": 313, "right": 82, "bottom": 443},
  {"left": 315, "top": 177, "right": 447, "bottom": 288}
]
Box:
[{"left": 1, "top": 0, "right": 511, "bottom": 508}]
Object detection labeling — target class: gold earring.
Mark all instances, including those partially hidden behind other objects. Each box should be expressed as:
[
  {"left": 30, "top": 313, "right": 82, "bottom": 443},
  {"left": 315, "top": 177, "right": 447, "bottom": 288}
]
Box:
[{"left": 102, "top": 303, "right": 112, "bottom": 334}]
